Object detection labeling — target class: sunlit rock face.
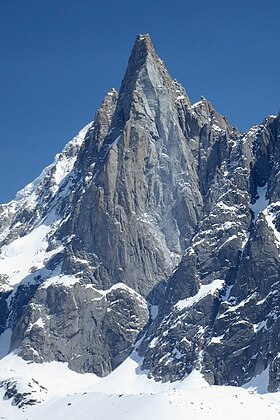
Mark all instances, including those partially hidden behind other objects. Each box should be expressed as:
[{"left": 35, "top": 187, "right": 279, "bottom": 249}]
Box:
[{"left": 0, "top": 34, "right": 279, "bottom": 391}]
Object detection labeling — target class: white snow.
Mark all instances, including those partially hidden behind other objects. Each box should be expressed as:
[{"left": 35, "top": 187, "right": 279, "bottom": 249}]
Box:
[
  {"left": 107, "top": 88, "right": 116, "bottom": 96},
  {"left": 0, "top": 352, "right": 279, "bottom": 420},
  {"left": 217, "top": 234, "right": 238, "bottom": 250},
  {"left": 191, "top": 100, "right": 203, "bottom": 108},
  {"left": 218, "top": 292, "right": 257, "bottom": 317},
  {"left": 29, "top": 317, "right": 44, "bottom": 329},
  {"left": 0, "top": 349, "right": 279, "bottom": 419},
  {"left": 32, "top": 387, "right": 280, "bottom": 420},
  {"left": 216, "top": 201, "right": 237, "bottom": 212},
  {"left": 0, "top": 353, "right": 100, "bottom": 396},
  {"left": 41, "top": 274, "right": 80, "bottom": 288},
  {"left": 14, "top": 122, "right": 92, "bottom": 202},
  {"left": 210, "top": 334, "right": 224, "bottom": 344},
  {"left": 0, "top": 224, "right": 51, "bottom": 287},
  {"left": 149, "top": 338, "right": 159, "bottom": 348},
  {"left": 175, "top": 280, "right": 224, "bottom": 310},
  {"left": 253, "top": 319, "right": 268, "bottom": 333},
  {"left": 212, "top": 124, "right": 223, "bottom": 132},
  {"left": 84, "top": 283, "right": 148, "bottom": 308},
  {"left": 176, "top": 95, "right": 185, "bottom": 101},
  {"left": 101, "top": 283, "right": 148, "bottom": 305},
  {"left": 250, "top": 184, "right": 269, "bottom": 221},
  {"left": 72, "top": 256, "right": 90, "bottom": 265},
  {"left": 243, "top": 366, "right": 270, "bottom": 394}
]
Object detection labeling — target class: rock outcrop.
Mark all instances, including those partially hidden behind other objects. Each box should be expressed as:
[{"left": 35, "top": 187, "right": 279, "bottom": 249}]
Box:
[{"left": 0, "top": 34, "right": 279, "bottom": 391}]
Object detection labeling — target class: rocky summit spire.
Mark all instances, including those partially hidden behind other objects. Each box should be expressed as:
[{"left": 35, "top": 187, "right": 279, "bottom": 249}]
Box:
[
  {"left": 123, "top": 34, "right": 156, "bottom": 81},
  {"left": 116, "top": 33, "right": 161, "bottom": 107},
  {"left": 112, "top": 33, "right": 190, "bottom": 128}
]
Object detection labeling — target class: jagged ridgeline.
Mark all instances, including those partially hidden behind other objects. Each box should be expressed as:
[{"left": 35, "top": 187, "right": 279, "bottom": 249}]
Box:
[{"left": 0, "top": 34, "right": 279, "bottom": 391}]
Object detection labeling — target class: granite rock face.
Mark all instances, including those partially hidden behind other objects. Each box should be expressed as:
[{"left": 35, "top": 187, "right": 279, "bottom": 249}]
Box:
[
  {"left": 0, "top": 34, "right": 279, "bottom": 390},
  {"left": 11, "top": 283, "right": 149, "bottom": 376},
  {"left": 140, "top": 114, "right": 280, "bottom": 390}
]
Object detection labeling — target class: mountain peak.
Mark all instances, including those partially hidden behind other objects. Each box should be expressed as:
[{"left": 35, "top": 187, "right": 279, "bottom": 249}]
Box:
[
  {"left": 135, "top": 33, "right": 153, "bottom": 51},
  {"left": 115, "top": 33, "right": 191, "bottom": 125},
  {"left": 124, "top": 33, "right": 157, "bottom": 79},
  {"left": 112, "top": 34, "right": 163, "bottom": 126}
]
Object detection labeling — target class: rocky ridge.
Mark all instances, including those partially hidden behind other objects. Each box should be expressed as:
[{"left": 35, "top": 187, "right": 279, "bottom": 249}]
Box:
[{"left": 0, "top": 34, "right": 279, "bottom": 392}]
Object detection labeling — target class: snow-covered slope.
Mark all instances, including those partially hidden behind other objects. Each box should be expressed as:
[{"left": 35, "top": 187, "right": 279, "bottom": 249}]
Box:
[
  {"left": 0, "top": 352, "right": 279, "bottom": 420},
  {"left": 0, "top": 121, "right": 92, "bottom": 242}
]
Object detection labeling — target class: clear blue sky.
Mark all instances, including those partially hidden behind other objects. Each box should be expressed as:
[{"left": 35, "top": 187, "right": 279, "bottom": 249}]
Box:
[{"left": 1, "top": 0, "right": 280, "bottom": 203}]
